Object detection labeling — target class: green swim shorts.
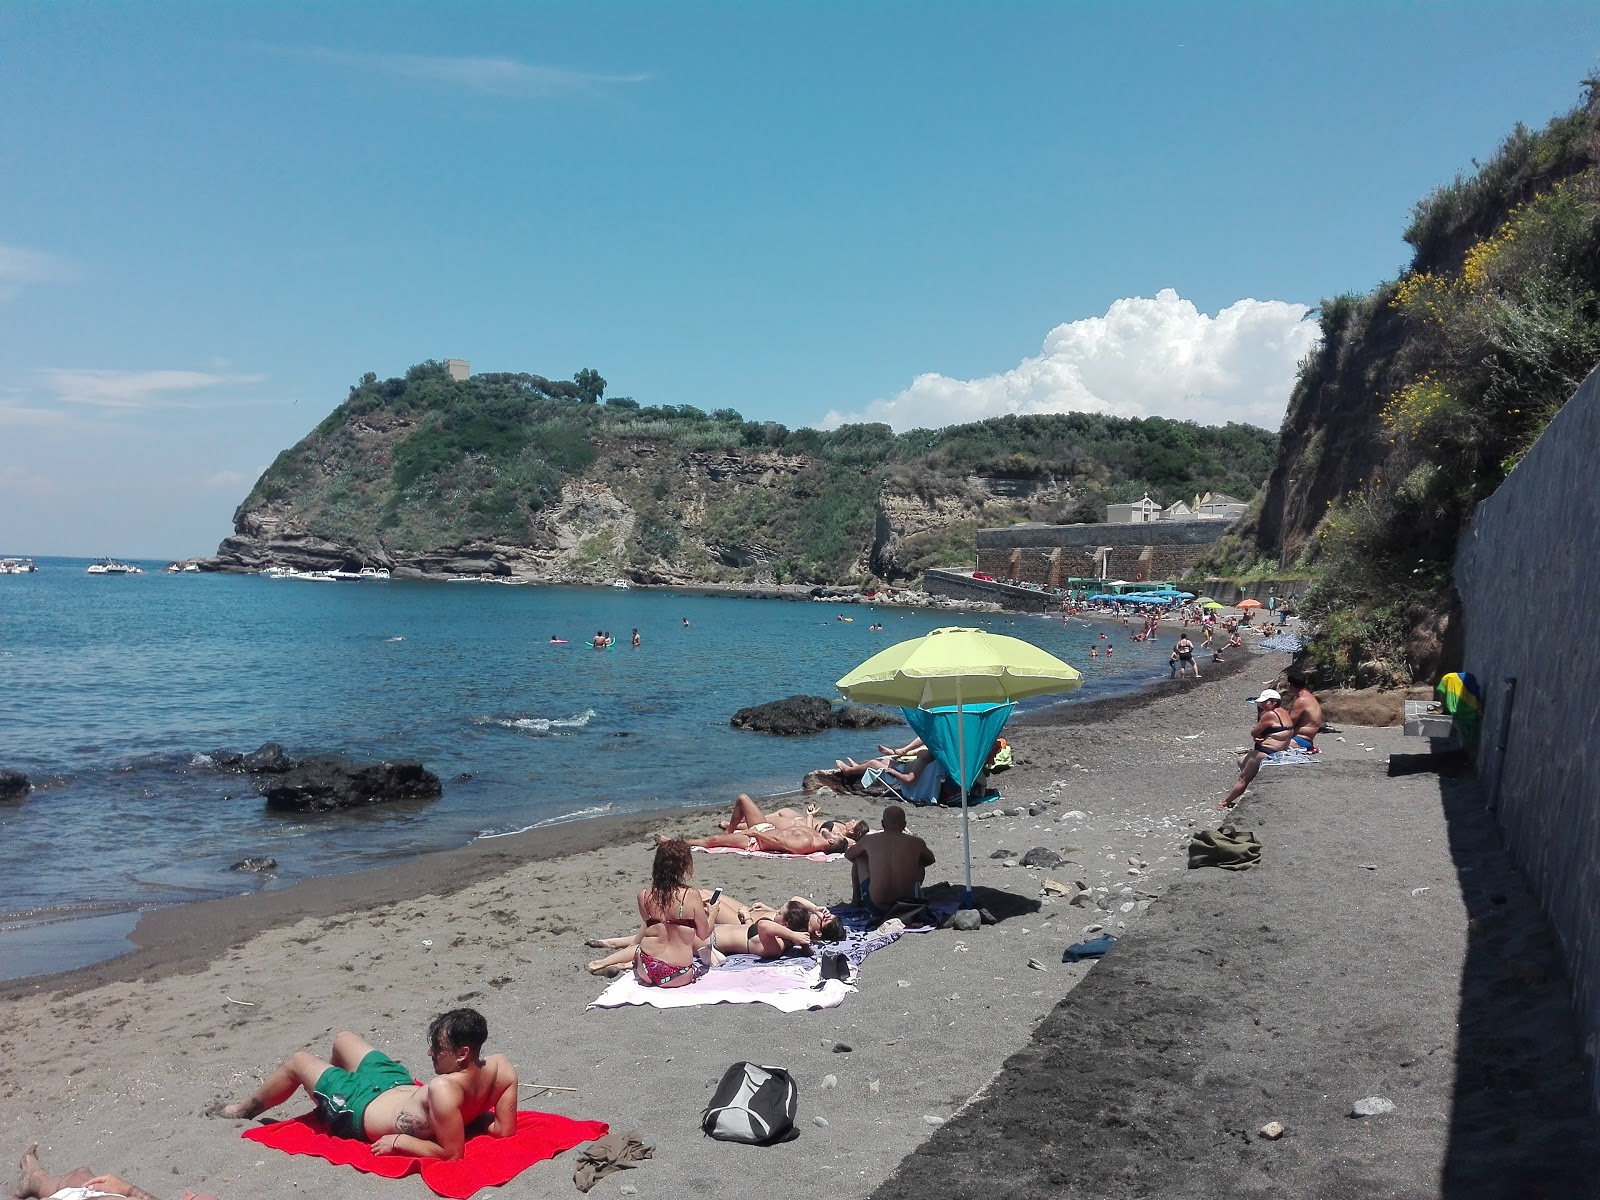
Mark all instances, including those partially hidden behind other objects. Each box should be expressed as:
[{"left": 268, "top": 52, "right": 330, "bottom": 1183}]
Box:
[{"left": 313, "top": 1050, "right": 416, "bottom": 1140}]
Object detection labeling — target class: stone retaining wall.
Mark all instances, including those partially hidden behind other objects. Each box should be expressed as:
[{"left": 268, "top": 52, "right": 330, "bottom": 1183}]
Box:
[
  {"left": 1455, "top": 361, "right": 1600, "bottom": 1109},
  {"left": 975, "top": 522, "right": 1231, "bottom": 585}
]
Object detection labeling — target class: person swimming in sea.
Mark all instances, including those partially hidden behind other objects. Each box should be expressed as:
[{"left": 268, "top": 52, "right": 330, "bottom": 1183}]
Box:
[{"left": 631, "top": 628, "right": 641, "bottom": 647}]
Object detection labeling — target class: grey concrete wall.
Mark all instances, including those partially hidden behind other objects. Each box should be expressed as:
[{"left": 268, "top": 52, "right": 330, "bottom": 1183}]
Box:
[{"left": 1455, "top": 361, "right": 1600, "bottom": 1108}]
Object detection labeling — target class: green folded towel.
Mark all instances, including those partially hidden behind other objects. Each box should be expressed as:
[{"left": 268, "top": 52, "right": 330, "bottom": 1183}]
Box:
[{"left": 1187, "top": 827, "right": 1261, "bottom": 870}]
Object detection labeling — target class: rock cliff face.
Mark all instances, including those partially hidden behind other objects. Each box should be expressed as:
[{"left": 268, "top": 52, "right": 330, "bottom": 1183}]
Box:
[{"left": 207, "top": 365, "right": 1278, "bottom": 586}]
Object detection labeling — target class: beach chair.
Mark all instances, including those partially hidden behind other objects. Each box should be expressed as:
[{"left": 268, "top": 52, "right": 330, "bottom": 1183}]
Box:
[{"left": 873, "top": 756, "right": 948, "bottom": 807}]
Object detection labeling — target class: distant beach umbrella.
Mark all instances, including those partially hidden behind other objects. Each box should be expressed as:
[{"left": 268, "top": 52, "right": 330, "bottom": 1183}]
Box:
[
  {"left": 1237, "top": 599, "right": 1263, "bottom": 609},
  {"left": 836, "top": 627, "right": 1082, "bottom": 905}
]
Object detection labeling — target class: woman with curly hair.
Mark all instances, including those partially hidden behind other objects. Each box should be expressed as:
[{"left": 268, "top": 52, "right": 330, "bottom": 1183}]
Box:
[{"left": 631, "top": 837, "right": 713, "bottom": 988}]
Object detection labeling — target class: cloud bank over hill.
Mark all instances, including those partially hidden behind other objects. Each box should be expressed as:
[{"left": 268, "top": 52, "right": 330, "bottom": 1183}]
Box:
[{"left": 824, "top": 289, "right": 1320, "bottom": 433}]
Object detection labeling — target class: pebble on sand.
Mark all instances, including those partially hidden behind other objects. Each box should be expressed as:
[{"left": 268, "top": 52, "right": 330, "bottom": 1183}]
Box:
[
  {"left": 1350, "top": 1096, "right": 1396, "bottom": 1117},
  {"left": 1259, "top": 1120, "right": 1286, "bottom": 1140}
]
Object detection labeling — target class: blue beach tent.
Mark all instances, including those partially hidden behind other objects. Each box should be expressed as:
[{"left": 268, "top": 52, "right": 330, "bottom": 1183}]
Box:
[{"left": 900, "top": 702, "right": 1016, "bottom": 797}]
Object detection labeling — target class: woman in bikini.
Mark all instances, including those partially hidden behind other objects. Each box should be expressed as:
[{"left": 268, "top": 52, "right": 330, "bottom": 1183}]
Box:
[
  {"left": 631, "top": 838, "right": 713, "bottom": 988},
  {"left": 587, "top": 894, "right": 843, "bottom": 976}
]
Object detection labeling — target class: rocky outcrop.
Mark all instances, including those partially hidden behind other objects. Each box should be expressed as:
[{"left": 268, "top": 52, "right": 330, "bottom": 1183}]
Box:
[
  {"left": 731, "top": 695, "right": 903, "bottom": 736},
  {"left": 0, "top": 770, "right": 31, "bottom": 801},
  {"left": 259, "top": 756, "right": 443, "bottom": 813}
]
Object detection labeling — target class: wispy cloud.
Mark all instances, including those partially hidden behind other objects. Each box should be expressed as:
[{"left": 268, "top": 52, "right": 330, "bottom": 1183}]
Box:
[
  {"left": 298, "top": 48, "right": 648, "bottom": 98},
  {"left": 822, "top": 290, "right": 1320, "bottom": 433},
  {"left": 0, "top": 465, "right": 62, "bottom": 499},
  {"left": 39, "top": 368, "right": 267, "bottom": 411},
  {"left": 204, "top": 468, "right": 251, "bottom": 489},
  {"left": 0, "top": 242, "right": 73, "bottom": 302}
]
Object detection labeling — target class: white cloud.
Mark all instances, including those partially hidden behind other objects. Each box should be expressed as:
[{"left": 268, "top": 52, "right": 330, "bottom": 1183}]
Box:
[
  {"left": 301, "top": 48, "right": 648, "bottom": 98},
  {"left": 823, "top": 289, "right": 1320, "bottom": 433},
  {"left": 0, "top": 465, "right": 61, "bottom": 498},
  {"left": 0, "top": 242, "right": 73, "bottom": 302},
  {"left": 38, "top": 369, "right": 267, "bottom": 411}
]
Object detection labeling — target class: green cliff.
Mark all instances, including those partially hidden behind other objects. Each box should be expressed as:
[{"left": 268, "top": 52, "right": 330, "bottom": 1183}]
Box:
[
  {"left": 217, "top": 364, "right": 1276, "bottom": 586},
  {"left": 1211, "top": 79, "right": 1600, "bottom": 684}
]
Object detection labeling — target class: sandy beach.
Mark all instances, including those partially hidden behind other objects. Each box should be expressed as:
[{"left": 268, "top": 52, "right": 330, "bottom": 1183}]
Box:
[{"left": 6, "top": 646, "right": 1593, "bottom": 1199}]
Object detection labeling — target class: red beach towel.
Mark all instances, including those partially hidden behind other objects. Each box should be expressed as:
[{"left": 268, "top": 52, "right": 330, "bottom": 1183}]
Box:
[{"left": 242, "top": 1109, "right": 609, "bottom": 1198}]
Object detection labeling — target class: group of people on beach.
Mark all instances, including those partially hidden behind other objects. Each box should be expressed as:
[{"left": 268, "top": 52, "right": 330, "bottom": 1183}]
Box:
[{"left": 579, "top": 791, "right": 936, "bottom": 991}]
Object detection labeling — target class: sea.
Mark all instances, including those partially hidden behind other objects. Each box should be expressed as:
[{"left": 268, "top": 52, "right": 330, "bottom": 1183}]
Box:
[{"left": 0, "top": 558, "right": 1175, "bottom": 980}]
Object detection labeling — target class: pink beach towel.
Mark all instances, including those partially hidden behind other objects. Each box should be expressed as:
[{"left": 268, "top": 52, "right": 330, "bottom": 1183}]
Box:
[
  {"left": 241, "top": 1109, "right": 608, "bottom": 1199},
  {"left": 691, "top": 845, "right": 844, "bottom": 862}
]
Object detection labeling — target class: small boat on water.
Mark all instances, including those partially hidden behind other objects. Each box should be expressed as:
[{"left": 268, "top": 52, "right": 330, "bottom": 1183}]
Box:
[
  {"left": 611, "top": 578, "right": 630, "bottom": 590},
  {"left": 165, "top": 561, "right": 202, "bottom": 573},
  {"left": 86, "top": 558, "right": 142, "bottom": 575},
  {"left": 358, "top": 567, "right": 390, "bottom": 580},
  {"left": 0, "top": 557, "right": 37, "bottom": 574}
]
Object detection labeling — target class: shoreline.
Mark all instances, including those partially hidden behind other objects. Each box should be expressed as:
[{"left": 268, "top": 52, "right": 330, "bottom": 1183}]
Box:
[
  {"left": 3, "top": 649, "right": 1261, "bottom": 1002},
  {"left": 2, "top": 643, "right": 1281, "bottom": 1200}
]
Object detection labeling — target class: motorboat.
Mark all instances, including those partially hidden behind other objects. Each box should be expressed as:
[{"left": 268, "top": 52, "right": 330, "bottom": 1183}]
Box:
[
  {"left": 358, "top": 567, "right": 390, "bottom": 580},
  {"left": 86, "top": 558, "right": 142, "bottom": 574},
  {"left": 326, "top": 568, "right": 365, "bottom": 581},
  {"left": 164, "top": 561, "right": 202, "bottom": 573},
  {"left": 611, "top": 578, "right": 630, "bottom": 589},
  {"left": 0, "top": 557, "right": 37, "bottom": 574}
]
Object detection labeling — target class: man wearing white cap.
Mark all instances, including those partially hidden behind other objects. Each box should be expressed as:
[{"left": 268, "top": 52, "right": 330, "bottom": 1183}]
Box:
[{"left": 1219, "top": 689, "right": 1294, "bottom": 808}]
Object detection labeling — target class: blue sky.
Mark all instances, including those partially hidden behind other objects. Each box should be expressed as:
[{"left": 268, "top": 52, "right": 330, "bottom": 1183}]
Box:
[{"left": 2, "top": 2, "right": 1596, "bottom": 557}]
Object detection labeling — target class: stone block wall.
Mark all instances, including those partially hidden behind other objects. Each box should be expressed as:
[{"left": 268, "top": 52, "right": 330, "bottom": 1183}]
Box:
[
  {"left": 974, "top": 522, "right": 1230, "bottom": 585},
  {"left": 1455, "top": 361, "right": 1600, "bottom": 1108}
]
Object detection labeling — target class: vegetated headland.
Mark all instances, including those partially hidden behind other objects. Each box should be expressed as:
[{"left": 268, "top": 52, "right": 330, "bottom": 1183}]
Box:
[
  {"left": 209, "top": 372, "right": 1274, "bottom": 589},
  {"left": 1199, "top": 77, "right": 1600, "bottom": 687}
]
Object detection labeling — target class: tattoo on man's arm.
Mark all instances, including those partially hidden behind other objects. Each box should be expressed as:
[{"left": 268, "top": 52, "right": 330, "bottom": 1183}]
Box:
[{"left": 395, "top": 1110, "right": 427, "bottom": 1136}]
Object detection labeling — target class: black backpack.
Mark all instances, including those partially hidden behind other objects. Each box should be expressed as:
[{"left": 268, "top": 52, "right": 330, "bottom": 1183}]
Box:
[{"left": 700, "top": 1062, "right": 799, "bottom": 1144}]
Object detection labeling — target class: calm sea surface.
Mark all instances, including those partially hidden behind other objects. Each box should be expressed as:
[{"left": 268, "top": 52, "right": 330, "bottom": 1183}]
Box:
[{"left": 0, "top": 558, "right": 1173, "bottom": 978}]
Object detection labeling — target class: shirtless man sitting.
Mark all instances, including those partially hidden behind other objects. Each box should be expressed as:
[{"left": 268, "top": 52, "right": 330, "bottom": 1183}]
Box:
[
  {"left": 212, "top": 1009, "right": 517, "bottom": 1161},
  {"left": 1284, "top": 671, "right": 1324, "bottom": 751},
  {"left": 679, "top": 794, "right": 867, "bottom": 855},
  {"left": 845, "top": 805, "right": 935, "bottom": 919}
]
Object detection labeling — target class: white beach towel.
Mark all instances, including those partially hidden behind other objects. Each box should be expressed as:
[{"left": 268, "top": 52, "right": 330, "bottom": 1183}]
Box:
[
  {"left": 1262, "top": 748, "right": 1319, "bottom": 767},
  {"left": 588, "top": 965, "right": 855, "bottom": 1011}
]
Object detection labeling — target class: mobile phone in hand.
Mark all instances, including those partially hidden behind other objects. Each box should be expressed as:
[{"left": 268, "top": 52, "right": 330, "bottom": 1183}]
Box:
[{"left": 708, "top": 887, "right": 723, "bottom": 904}]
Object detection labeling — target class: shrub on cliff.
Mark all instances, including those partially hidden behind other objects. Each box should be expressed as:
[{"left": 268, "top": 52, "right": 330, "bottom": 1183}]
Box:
[{"left": 1295, "top": 79, "right": 1600, "bottom": 684}]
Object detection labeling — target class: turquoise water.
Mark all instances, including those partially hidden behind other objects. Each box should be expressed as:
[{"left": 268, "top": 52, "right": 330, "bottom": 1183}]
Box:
[{"left": 0, "top": 558, "right": 1172, "bottom": 978}]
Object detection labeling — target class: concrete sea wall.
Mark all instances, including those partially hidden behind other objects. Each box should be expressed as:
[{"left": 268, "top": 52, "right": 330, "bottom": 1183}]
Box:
[{"left": 1455, "top": 361, "right": 1600, "bottom": 1107}]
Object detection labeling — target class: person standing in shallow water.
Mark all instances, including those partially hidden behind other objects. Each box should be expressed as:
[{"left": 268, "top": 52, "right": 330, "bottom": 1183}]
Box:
[{"left": 631, "top": 628, "right": 641, "bottom": 647}]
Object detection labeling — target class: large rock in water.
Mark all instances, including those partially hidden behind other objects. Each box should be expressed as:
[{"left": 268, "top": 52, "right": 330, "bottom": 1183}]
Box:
[
  {"left": 0, "top": 770, "right": 31, "bottom": 801},
  {"left": 730, "top": 695, "right": 903, "bottom": 736},
  {"left": 260, "top": 756, "right": 443, "bottom": 813}
]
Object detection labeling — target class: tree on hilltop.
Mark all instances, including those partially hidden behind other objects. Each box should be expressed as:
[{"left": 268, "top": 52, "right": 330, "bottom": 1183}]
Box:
[{"left": 574, "top": 368, "right": 606, "bottom": 404}]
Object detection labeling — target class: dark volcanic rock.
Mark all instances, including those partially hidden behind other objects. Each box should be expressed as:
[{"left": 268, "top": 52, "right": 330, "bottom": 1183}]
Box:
[
  {"left": 731, "top": 695, "right": 903, "bottom": 736},
  {"left": 832, "top": 704, "right": 903, "bottom": 730},
  {"left": 206, "top": 749, "right": 245, "bottom": 770},
  {"left": 242, "top": 742, "right": 295, "bottom": 774},
  {"left": 1021, "top": 847, "right": 1066, "bottom": 869},
  {"left": 231, "top": 857, "right": 278, "bottom": 872},
  {"left": 732, "top": 695, "right": 835, "bottom": 735},
  {"left": 260, "top": 755, "right": 443, "bottom": 813},
  {"left": 0, "top": 770, "right": 32, "bottom": 801}
]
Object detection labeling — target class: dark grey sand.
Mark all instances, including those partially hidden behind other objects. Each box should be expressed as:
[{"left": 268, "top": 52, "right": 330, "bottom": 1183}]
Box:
[
  {"left": 876, "top": 714, "right": 1600, "bottom": 1198},
  {"left": 5, "top": 648, "right": 1596, "bottom": 1199}
]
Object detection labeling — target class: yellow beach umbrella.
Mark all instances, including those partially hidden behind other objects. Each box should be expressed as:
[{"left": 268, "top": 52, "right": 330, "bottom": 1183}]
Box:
[
  {"left": 1201, "top": 600, "right": 1225, "bottom": 611},
  {"left": 837, "top": 627, "right": 1082, "bottom": 904}
]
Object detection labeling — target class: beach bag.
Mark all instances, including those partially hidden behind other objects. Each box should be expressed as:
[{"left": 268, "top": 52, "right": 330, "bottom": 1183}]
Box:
[{"left": 701, "top": 1062, "right": 798, "bottom": 1145}]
